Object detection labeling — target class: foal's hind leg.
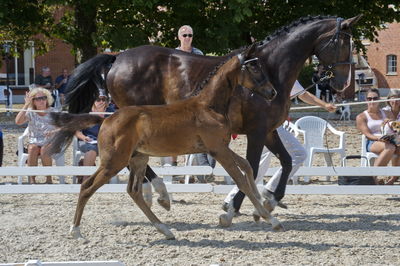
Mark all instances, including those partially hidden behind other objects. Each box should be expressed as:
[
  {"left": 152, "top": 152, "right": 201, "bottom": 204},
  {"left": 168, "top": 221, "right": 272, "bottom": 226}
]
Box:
[
  {"left": 127, "top": 153, "right": 175, "bottom": 240},
  {"left": 214, "top": 148, "right": 282, "bottom": 231}
]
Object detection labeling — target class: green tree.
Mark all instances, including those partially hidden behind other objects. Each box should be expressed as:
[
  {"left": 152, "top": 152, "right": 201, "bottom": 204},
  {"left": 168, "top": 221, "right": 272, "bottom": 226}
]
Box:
[{"left": 1, "top": 0, "right": 399, "bottom": 62}]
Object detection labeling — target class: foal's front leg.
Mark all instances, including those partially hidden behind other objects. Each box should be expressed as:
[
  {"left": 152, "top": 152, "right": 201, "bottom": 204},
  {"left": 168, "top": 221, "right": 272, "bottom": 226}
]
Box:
[
  {"left": 70, "top": 165, "right": 122, "bottom": 242},
  {"left": 127, "top": 153, "right": 175, "bottom": 240},
  {"left": 214, "top": 148, "right": 282, "bottom": 231}
]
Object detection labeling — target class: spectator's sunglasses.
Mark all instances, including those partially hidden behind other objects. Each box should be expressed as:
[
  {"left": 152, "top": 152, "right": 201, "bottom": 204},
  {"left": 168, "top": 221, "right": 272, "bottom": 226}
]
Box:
[
  {"left": 366, "top": 96, "right": 379, "bottom": 101},
  {"left": 33, "top": 96, "right": 47, "bottom": 101},
  {"left": 95, "top": 97, "right": 107, "bottom": 102},
  {"left": 182, "top": 34, "right": 193, "bottom": 38}
]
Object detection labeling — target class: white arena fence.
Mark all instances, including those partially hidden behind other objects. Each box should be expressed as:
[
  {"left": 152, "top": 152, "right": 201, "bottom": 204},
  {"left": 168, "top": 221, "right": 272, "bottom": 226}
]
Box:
[
  {"left": 1, "top": 259, "right": 124, "bottom": 266},
  {"left": 0, "top": 166, "right": 399, "bottom": 195}
]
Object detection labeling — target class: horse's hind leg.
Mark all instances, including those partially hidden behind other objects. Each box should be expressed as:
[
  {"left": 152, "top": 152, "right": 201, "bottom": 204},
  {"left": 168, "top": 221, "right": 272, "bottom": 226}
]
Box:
[
  {"left": 127, "top": 153, "right": 175, "bottom": 240},
  {"left": 145, "top": 165, "right": 170, "bottom": 210}
]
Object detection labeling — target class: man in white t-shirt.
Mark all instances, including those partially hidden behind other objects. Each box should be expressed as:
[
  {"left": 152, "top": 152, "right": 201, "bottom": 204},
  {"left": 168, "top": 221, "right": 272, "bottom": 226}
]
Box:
[{"left": 223, "top": 80, "right": 336, "bottom": 214}]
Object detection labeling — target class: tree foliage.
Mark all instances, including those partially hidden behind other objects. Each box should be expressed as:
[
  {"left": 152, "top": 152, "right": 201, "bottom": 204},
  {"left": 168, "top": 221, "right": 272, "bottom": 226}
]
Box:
[{"left": 0, "top": 0, "right": 399, "bottom": 62}]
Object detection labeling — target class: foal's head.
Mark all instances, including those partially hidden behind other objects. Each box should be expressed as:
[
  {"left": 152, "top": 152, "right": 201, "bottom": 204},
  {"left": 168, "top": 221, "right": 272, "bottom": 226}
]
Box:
[{"left": 237, "top": 44, "right": 276, "bottom": 101}]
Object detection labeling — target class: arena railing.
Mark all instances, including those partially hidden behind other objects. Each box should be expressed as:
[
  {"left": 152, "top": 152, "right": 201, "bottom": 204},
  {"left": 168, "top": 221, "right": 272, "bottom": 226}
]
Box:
[{"left": 0, "top": 166, "right": 399, "bottom": 195}]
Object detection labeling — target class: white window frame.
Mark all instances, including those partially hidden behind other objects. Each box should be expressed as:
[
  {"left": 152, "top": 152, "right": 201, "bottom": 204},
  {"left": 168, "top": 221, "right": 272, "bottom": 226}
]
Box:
[{"left": 387, "top": 54, "right": 397, "bottom": 75}]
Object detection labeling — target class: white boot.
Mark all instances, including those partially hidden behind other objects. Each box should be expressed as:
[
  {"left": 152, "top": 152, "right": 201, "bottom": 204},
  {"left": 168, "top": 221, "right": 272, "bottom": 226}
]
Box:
[{"left": 151, "top": 177, "right": 171, "bottom": 211}]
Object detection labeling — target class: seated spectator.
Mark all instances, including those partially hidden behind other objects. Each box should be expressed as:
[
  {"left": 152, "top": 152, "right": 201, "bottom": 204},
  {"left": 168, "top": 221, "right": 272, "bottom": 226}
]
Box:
[
  {"left": 55, "top": 68, "right": 69, "bottom": 106},
  {"left": 75, "top": 91, "right": 114, "bottom": 183},
  {"left": 382, "top": 89, "right": 400, "bottom": 184},
  {"left": 15, "top": 87, "right": 56, "bottom": 184},
  {"left": 356, "top": 88, "right": 400, "bottom": 184}
]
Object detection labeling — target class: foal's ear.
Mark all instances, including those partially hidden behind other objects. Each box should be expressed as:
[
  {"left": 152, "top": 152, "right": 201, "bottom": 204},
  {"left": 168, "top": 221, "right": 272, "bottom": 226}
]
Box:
[{"left": 341, "top": 14, "right": 363, "bottom": 30}]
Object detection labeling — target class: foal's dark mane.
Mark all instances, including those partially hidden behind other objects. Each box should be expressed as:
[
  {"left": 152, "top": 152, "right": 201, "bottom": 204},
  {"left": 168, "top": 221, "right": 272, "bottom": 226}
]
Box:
[{"left": 190, "top": 55, "right": 234, "bottom": 97}]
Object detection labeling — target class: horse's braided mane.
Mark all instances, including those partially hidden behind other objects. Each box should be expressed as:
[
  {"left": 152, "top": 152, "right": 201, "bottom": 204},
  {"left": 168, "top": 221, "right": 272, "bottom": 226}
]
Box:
[
  {"left": 258, "top": 15, "right": 338, "bottom": 46},
  {"left": 190, "top": 55, "right": 235, "bottom": 97},
  {"left": 189, "top": 15, "right": 338, "bottom": 97}
]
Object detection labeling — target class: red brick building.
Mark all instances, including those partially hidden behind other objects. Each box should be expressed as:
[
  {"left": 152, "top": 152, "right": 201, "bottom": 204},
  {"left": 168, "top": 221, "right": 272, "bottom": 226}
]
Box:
[
  {"left": 364, "top": 22, "right": 399, "bottom": 88},
  {"left": 0, "top": 7, "right": 75, "bottom": 101}
]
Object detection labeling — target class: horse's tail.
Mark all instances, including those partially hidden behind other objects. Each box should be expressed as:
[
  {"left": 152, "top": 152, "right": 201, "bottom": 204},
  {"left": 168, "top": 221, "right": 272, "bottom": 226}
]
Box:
[
  {"left": 65, "top": 54, "right": 116, "bottom": 114},
  {"left": 47, "top": 112, "right": 105, "bottom": 155}
]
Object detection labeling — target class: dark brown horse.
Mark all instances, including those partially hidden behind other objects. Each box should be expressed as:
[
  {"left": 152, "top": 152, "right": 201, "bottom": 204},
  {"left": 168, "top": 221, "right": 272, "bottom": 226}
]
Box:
[
  {"left": 49, "top": 45, "right": 281, "bottom": 240},
  {"left": 65, "top": 15, "right": 360, "bottom": 212}
]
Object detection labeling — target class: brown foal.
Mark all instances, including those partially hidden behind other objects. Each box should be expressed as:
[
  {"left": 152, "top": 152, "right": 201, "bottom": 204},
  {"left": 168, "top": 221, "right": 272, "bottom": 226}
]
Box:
[{"left": 49, "top": 44, "right": 281, "bottom": 240}]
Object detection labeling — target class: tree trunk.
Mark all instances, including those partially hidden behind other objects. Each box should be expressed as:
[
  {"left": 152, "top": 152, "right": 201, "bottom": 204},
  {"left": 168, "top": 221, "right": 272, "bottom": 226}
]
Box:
[{"left": 74, "top": 1, "right": 98, "bottom": 63}]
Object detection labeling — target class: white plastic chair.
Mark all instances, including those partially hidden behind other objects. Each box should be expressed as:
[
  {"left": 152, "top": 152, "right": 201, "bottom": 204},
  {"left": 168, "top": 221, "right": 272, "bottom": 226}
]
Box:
[
  {"left": 294, "top": 116, "right": 346, "bottom": 182},
  {"left": 17, "top": 127, "right": 65, "bottom": 184},
  {"left": 282, "top": 120, "right": 299, "bottom": 137},
  {"left": 360, "top": 135, "right": 378, "bottom": 166}
]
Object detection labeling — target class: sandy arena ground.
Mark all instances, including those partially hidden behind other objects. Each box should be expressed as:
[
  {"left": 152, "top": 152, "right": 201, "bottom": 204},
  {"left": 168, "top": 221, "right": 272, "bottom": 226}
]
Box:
[{"left": 1, "top": 119, "right": 400, "bottom": 265}]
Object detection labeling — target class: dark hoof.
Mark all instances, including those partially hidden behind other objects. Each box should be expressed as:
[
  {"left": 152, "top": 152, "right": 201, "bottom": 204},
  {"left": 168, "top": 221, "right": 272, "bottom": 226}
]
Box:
[
  {"left": 277, "top": 201, "right": 288, "bottom": 209},
  {"left": 158, "top": 198, "right": 171, "bottom": 211},
  {"left": 272, "top": 223, "right": 285, "bottom": 232}
]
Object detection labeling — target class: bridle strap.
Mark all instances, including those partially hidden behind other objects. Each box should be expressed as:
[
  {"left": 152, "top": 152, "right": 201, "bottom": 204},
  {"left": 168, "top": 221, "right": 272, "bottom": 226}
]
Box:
[{"left": 318, "top": 17, "right": 353, "bottom": 69}]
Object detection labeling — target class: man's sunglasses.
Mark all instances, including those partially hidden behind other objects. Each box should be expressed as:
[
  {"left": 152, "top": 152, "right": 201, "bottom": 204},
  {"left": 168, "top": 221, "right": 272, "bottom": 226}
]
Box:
[
  {"left": 367, "top": 97, "right": 379, "bottom": 101},
  {"left": 182, "top": 34, "right": 193, "bottom": 38},
  {"left": 33, "top": 96, "right": 48, "bottom": 101},
  {"left": 95, "top": 97, "right": 107, "bottom": 102}
]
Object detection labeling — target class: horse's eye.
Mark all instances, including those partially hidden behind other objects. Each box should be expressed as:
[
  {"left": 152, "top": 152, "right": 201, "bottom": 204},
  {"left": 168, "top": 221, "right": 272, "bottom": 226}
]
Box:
[{"left": 250, "top": 65, "right": 260, "bottom": 72}]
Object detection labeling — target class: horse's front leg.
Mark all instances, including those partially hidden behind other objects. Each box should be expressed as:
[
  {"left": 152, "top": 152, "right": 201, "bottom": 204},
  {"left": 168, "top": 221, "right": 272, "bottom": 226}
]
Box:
[
  {"left": 229, "top": 129, "right": 266, "bottom": 211},
  {"left": 127, "top": 153, "right": 175, "bottom": 240},
  {"left": 265, "top": 127, "right": 307, "bottom": 202}
]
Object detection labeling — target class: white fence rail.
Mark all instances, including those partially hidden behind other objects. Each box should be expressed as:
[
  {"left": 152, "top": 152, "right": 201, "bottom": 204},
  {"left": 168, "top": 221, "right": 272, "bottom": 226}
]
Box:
[{"left": 0, "top": 166, "right": 399, "bottom": 195}]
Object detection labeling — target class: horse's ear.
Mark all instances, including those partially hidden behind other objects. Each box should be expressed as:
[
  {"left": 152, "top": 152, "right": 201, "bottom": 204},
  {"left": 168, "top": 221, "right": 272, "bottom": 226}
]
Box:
[
  {"left": 341, "top": 14, "right": 363, "bottom": 30},
  {"left": 243, "top": 43, "right": 257, "bottom": 59}
]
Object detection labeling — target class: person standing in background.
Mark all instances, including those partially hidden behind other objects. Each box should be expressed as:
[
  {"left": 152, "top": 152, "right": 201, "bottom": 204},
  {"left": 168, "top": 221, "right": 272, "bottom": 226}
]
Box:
[
  {"left": 34, "top": 67, "right": 53, "bottom": 91},
  {"left": 55, "top": 69, "right": 69, "bottom": 106},
  {"left": 176, "top": 25, "right": 203, "bottom": 55},
  {"left": 34, "top": 67, "right": 56, "bottom": 107},
  {"left": 171, "top": 25, "right": 215, "bottom": 182}
]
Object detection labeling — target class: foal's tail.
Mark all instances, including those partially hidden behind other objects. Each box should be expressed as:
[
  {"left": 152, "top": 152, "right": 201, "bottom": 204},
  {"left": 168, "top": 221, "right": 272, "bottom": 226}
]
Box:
[
  {"left": 47, "top": 112, "right": 105, "bottom": 155},
  {"left": 65, "top": 54, "right": 116, "bottom": 114}
]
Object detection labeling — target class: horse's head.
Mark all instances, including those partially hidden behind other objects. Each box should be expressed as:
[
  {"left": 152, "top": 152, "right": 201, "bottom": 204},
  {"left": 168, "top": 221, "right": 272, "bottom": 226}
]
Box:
[
  {"left": 238, "top": 44, "right": 277, "bottom": 101},
  {"left": 314, "top": 15, "right": 362, "bottom": 92}
]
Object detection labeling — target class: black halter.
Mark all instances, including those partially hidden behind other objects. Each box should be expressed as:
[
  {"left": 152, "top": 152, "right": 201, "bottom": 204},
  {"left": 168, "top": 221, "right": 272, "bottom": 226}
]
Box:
[{"left": 318, "top": 17, "right": 353, "bottom": 71}]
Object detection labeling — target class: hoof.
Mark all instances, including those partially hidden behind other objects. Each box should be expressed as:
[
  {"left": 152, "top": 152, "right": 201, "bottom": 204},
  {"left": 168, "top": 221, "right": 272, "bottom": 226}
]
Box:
[
  {"left": 253, "top": 213, "right": 261, "bottom": 223},
  {"left": 69, "top": 225, "right": 88, "bottom": 243},
  {"left": 270, "top": 217, "right": 284, "bottom": 232},
  {"left": 277, "top": 201, "right": 288, "bottom": 209},
  {"left": 157, "top": 197, "right": 171, "bottom": 211},
  {"left": 154, "top": 223, "right": 175, "bottom": 240},
  {"left": 219, "top": 214, "right": 233, "bottom": 227},
  {"left": 152, "top": 177, "right": 171, "bottom": 210},
  {"left": 272, "top": 223, "right": 285, "bottom": 232}
]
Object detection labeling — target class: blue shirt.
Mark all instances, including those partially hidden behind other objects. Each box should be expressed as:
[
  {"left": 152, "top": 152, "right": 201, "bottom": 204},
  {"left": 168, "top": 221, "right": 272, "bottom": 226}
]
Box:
[{"left": 176, "top": 46, "right": 204, "bottom": 55}]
